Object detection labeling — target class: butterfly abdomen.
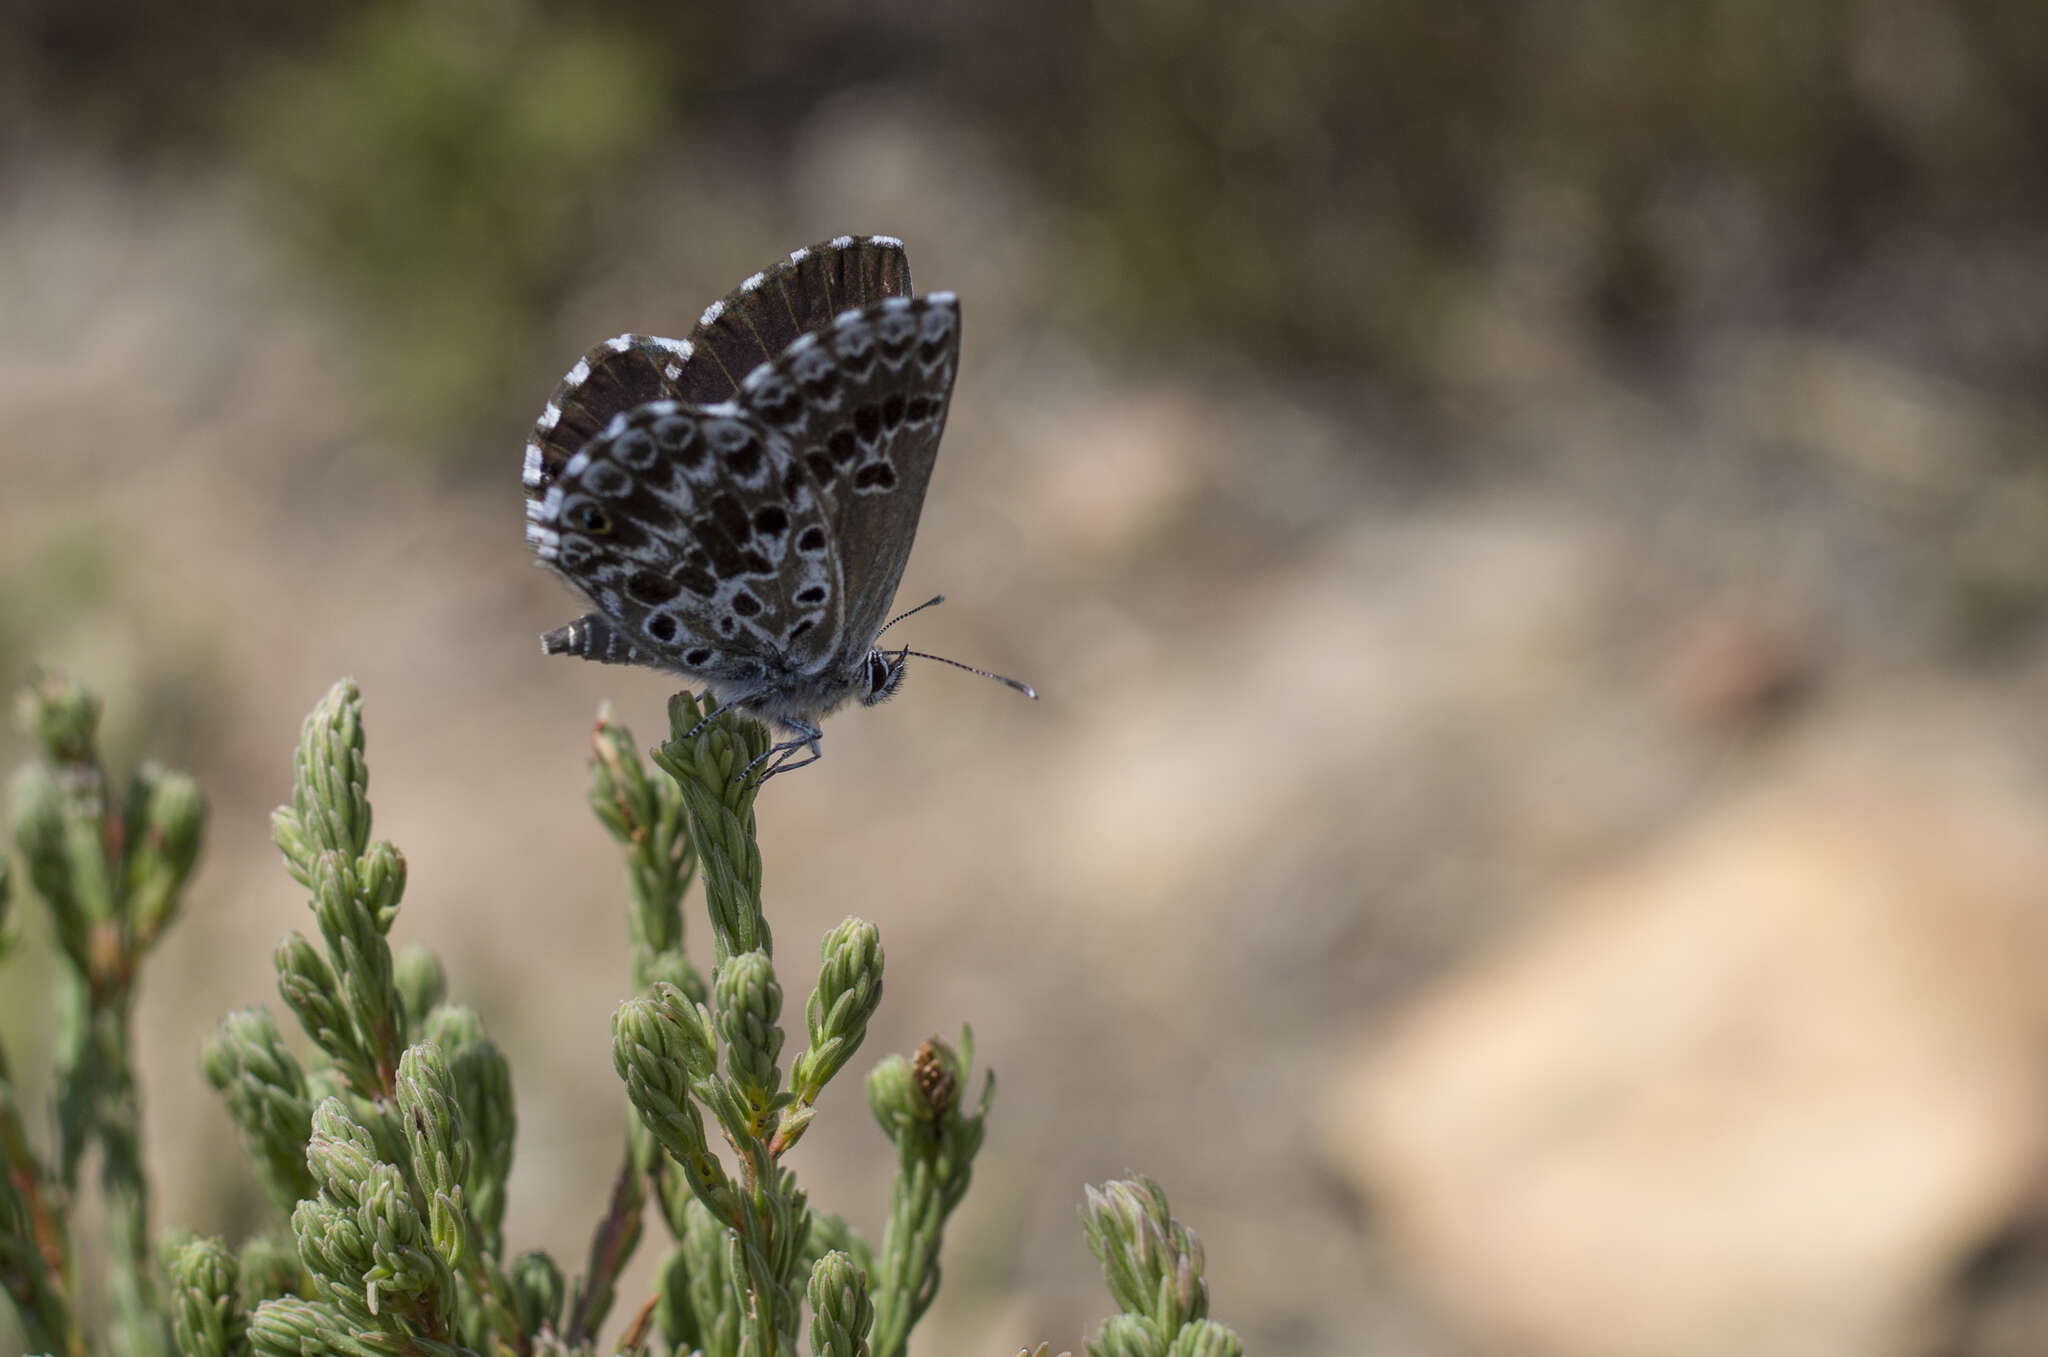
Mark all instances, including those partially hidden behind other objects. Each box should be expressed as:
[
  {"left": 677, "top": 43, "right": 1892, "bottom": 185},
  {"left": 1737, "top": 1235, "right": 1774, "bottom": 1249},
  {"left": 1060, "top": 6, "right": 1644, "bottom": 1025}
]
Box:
[{"left": 541, "top": 613, "right": 646, "bottom": 666}]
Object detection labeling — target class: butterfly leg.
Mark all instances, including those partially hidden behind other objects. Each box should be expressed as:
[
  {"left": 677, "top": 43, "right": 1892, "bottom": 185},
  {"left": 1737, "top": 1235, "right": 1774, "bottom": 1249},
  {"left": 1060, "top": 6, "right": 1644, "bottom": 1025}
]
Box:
[
  {"left": 740, "top": 718, "right": 825, "bottom": 783},
  {"left": 761, "top": 738, "right": 824, "bottom": 780},
  {"left": 674, "top": 696, "right": 821, "bottom": 783},
  {"left": 679, "top": 697, "right": 738, "bottom": 743}
]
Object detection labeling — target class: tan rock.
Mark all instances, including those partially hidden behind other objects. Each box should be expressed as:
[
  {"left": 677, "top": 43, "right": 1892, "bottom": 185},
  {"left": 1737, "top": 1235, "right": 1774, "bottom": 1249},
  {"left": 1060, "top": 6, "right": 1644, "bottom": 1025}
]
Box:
[{"left": 1326, "top": 721, "right": 2048, "bottom": 1357}]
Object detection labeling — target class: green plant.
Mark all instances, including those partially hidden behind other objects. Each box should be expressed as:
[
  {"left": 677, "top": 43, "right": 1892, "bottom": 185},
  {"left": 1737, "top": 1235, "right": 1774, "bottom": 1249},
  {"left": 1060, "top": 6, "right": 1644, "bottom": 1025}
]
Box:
[
  {"left": 3, "top": 672, "right": 206, "bottom": 1357},
  {"left": 1, "top": 674, "right": 1242, "bottom": 1356}
]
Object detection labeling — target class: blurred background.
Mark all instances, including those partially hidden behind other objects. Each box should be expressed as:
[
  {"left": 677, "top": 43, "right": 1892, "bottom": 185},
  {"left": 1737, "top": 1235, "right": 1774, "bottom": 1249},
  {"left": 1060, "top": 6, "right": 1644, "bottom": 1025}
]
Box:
[{"left": 7, "top": 2, "right": 2048, "bottom": 1354}]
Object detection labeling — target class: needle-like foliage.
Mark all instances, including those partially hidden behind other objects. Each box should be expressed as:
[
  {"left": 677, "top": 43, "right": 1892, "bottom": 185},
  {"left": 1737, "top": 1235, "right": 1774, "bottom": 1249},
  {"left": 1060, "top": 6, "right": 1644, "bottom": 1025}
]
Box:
[{"left": 0, "top": 676, "right": 1241, "bottom": 1357}]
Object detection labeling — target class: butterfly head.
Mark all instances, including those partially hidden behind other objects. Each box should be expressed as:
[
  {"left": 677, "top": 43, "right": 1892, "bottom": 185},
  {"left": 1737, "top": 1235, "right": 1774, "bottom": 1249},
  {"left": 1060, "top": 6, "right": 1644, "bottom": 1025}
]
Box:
[
  {"left": 859, "top": 648, "right": 908, "bottom": 707},
  {"left": 862, "top": 596, "right": 1038, "bottom": 707}
]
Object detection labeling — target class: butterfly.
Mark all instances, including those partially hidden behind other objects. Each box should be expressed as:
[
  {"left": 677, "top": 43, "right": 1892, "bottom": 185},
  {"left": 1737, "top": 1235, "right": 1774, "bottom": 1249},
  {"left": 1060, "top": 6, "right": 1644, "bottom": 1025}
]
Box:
[{"left": 525, "top": 235, "right": 1032, "bottom": 778}]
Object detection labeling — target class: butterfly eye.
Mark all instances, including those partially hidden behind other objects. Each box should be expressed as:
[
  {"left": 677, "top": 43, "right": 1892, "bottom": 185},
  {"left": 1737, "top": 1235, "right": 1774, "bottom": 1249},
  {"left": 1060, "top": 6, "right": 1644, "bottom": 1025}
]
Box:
[
  {"left": 569, "top": 503, "right": 610, "bottom": 534},
  {"left": 859, "top": 650, "right": 904, "bottom": 706}
]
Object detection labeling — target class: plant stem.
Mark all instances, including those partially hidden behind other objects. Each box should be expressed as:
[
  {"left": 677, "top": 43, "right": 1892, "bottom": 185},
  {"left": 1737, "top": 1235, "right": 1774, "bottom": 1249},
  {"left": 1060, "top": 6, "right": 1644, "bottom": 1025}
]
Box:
[
  {"left": 0, "top": 1036, "right": 85, "bottom": 1357},
  {"left": 869, "top": 1159, "right": 943, "bottom": 1357},
  {"left": 93, "top": 988, "right": 168, "bottom": 1357},
  {"left": 566, "top": 1152, "right": 645, "bottom": 1345}
]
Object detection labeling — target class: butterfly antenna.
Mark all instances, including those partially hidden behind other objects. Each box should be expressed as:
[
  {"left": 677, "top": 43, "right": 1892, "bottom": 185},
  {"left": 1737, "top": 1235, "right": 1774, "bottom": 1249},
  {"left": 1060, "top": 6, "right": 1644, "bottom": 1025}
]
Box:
[
  {"left": 880, "top": 594, "right": 947, "bottom": 636},
  {"left": 899, "top": 650, "right": 1038, "bottom": 699}
]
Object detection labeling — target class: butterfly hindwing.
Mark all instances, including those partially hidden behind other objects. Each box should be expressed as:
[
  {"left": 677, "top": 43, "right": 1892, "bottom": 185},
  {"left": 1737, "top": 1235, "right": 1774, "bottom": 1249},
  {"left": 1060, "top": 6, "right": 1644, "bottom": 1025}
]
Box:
[
  {"left": 529, "top": 401, "right": 845, "bottom": 683},
  {"left": 523, "top": 333, "right": 700, "bottom": 531}
]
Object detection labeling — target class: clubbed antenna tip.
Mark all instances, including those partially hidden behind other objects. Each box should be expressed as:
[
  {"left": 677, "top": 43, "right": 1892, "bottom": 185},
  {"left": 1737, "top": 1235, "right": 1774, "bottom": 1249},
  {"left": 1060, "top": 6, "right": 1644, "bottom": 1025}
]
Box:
[
  {"left": 898, "top": 650, "right": 1037, "bottom": 699},
  {"left": 881, "top": 594, "right": 1039, "bottom": 699}
]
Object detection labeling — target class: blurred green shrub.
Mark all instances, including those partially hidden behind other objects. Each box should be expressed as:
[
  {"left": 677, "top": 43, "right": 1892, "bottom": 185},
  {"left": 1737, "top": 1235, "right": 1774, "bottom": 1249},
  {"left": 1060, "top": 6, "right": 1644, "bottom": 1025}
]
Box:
[
  {"left": 16, "top": 0, "right": 2048, "bottom": 412},
  {"left": 237, "top": 3, "right": 665, "bottom": 434}
]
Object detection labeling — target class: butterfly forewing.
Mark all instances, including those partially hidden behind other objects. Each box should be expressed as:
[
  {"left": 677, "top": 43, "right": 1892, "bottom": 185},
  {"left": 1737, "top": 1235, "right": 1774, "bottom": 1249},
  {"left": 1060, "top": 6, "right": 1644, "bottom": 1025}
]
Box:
[
  {"left": 733, "top": 292, "right": 961, "bottom": 665},
  {"left": 676, "top": 235, "right": 913, "bottom": 404},
  {"left": 522, "top": 236, "right": 911, "bottom": 512},
  {"left": 529, "top": 402, "right": 846, "bottom": 684}
]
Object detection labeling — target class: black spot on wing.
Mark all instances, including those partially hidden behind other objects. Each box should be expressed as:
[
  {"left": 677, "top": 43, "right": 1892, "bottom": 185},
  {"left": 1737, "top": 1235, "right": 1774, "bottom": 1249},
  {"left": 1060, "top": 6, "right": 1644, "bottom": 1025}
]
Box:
[{"left": 627, "top": 570, "right": 680, "bottom": 605}]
